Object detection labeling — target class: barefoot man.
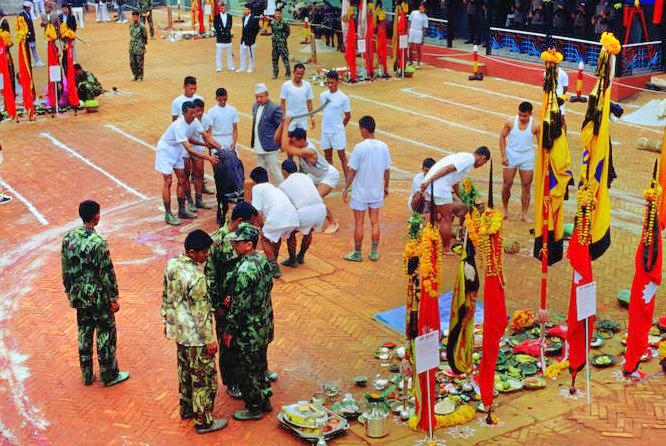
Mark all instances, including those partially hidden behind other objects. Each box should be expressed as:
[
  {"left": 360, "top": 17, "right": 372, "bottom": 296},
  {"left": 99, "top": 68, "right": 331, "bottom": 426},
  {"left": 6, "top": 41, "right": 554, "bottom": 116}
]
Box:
[{"left": 500, "top": 101, "right": 539, "bottom": 221}]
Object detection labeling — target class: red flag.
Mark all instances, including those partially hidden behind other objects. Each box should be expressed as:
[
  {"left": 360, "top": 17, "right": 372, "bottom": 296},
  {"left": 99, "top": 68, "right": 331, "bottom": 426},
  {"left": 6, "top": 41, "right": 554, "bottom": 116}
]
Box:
[
  {"left": 653, "top": 0, "right": 663, "bottom": 24},
  {"left": 0, "top": 45, "right": 16, "bottom": 119},
  {"left": 377, "top": 19, "right": 387, "bottom": 74},
  {"left": 565, "top": 225, "right": 594, "bottom": 375},
  {"left": 198, "top": 0, "right": 205, "bottom": 34},
  {"left": 345, "top": 16, "right": 357, "bottom": 81},
  {"left": 624, "top": 181, "right": 662, "bottom": 374},
  {"left": 66, "top": 40, "right": 79, "bottom": 107},
  {"left": 17, "top": 40, "right": 34, "bottom": 119},
  {"left": 365, "top": 11, "right": 374, "bottom": 77},
  {"left": 47, "top": 39, "right": 60, "bottom": 112},
  {"left": 396, "top": 9, "right": 407, "bottom": 72}
]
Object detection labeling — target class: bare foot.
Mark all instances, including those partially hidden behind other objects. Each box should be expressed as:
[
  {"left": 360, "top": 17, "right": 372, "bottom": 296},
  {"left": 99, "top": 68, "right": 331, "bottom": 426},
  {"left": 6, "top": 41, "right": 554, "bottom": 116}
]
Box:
[
  {"left": 520, "top": 214, "right": 532, "bottom": 223},
  {"left": 503, "top": 210, "right": 510, "bottom": 220}
]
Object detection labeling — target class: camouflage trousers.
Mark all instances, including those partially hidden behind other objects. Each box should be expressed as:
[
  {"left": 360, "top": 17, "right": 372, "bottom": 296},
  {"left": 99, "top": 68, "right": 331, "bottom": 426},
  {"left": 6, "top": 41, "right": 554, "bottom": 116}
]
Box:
[
  {"left": 177, "top": 343, "right": 218, "bottom": 427},
  {"left": 77, "top": 82, "right": 103, "bottom": 102},
  {"left": 231, "top": 346, "right": 272, "bottom": 411},
  {"left": 76, "top": 307, "right": 119, "bottom": 384},
  {"left": 272, "top": 44, "right": 290, "bottom": 78},
  {"left": 129, "top": 52, "right": 145, "bottom": 80},
  {"left": 214, "top": 314, "right": 236, "bottom": 388},
  {"left": 141, "top": 11, "right": 155, "bottom": 38}
]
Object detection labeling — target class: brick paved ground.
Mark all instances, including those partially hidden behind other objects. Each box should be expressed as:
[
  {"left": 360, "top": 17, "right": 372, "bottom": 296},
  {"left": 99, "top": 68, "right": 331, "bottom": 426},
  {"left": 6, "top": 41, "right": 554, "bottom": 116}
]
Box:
[{"left": 1, "top": 9, "right": 665, "bottom": 446}]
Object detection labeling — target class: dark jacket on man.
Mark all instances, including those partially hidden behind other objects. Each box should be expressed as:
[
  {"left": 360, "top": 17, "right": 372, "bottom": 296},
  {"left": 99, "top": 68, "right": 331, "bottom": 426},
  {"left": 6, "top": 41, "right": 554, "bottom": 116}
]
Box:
[
  {"left": 251, "top": 100, "right": 283, "bottom": 152},
  {"left": 20, "top": 10, "right": 36, "bottom": 42},
  {"left": 60, "top": 13, "right": 78, "bottom": 32},
  {"left": 240, "top": 14, "right": 260, "bottom": 46},
  {"left": 214, "top": 12, "right": 233, "bottom": 44}
]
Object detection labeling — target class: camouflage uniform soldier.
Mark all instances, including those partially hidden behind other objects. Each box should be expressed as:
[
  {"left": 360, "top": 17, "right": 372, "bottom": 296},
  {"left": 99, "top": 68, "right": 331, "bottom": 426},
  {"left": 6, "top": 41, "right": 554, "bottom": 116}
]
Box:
[
  {"left": 204, "top": 202, "right": 259, "bottom": 400},
  {"left": 129, "top": 11, "right": 147, "bottom": 81},
  {"left": 161, "top": 229, "right": 227, "bottom": 434},
  {"left": 60, "top": 200, "right": 130, "bottom": 387},
  {"left": 138, "top": 0, "right": 154, "bottom": 38},
  {"left": 270, "top": 9, "right": 290, "bottom": 79},
  {"left": 74, "top": 63, "right": 103, "bottom": 101},
  {"left": 223, "top": 223, "right": 275, "bottom": 420}
]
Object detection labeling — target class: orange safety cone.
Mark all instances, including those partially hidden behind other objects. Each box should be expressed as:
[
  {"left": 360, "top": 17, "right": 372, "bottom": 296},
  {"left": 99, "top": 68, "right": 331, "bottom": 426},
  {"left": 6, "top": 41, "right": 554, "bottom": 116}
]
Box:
[
  {"left": 468, "top": 45, "right": 484, "bottom": 81},
  {"left": 569, "top": 61, "right": 587, "bottom": 103}
]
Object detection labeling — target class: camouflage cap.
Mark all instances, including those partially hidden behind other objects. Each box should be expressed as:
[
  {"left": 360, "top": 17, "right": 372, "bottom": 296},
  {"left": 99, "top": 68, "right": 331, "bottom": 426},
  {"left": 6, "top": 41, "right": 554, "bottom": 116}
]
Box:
[{"left": 226, "top": 222, "right": 260, "bottom": 243}]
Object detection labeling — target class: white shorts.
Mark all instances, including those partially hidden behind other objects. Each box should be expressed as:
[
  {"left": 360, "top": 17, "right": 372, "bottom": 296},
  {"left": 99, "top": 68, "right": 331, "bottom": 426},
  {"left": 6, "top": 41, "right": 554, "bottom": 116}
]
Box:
[
  {"left": 155, "top": 147, "right": 185, "bottom": 174},
  {"left": 213, "top": 134, "right": 234, "bottom": 150},
  {"left": 262, "top": 226, "right": 299, "bottom": 244},
  {"left": 350, "top": 197, "right": 384, "bottom": 211},
  {"left": 288, "top": 118, "right": 308, "bottom": 131},
  {"left": 505, "top": 150, "right": 535, "bottom": 171},
  {"left": 311, "top": 166, "right": 340, "bottom": 189},
  {"left": 297, "top": 204, "right": 327, "bottom": 235},
  {"left": 425, "top": 189, "right": 453, "bottom": 206},
  {"left": 408, "top": 29, "right": 424, "bottom": 44},
  {"left": 320, "top": 131, "right": 347, "bottom": 151}
]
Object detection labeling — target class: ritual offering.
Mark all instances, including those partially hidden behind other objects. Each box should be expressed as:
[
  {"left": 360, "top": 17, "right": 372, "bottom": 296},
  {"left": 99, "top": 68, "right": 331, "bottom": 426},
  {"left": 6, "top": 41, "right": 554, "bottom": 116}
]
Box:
[
  {"left": 591, "top": 354, "right": 616, "bottom": 368},
  {"left": 278, "top": 402, "right": 350, "bottom": 442},
  {"left": 523, "top": 376, "right": 547, "bottom": 390}
]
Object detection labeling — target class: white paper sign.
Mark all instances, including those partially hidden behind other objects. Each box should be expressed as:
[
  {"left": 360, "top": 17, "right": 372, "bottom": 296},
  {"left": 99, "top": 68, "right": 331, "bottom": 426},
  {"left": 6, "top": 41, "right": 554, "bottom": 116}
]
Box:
[
  {"left": 415, "top": 331, "right": 439, "bottom": 374},
  {"left": 49, "top": 66, "right": 62, "bottom": 82},
  {"left": 576, "top": 281, "right": 597, "bottom": 321},
  {"left": 357, "top": 39, "right": 366, "bottom": 54},
  {"left": 399, "top": 34, "right": 408, "bottom": 49},
  {"left": 204, "top": 5, "right": 212, "bottom": 16},
  {"left": 0, "top": 74, "right": 3, "bottom": 91}
]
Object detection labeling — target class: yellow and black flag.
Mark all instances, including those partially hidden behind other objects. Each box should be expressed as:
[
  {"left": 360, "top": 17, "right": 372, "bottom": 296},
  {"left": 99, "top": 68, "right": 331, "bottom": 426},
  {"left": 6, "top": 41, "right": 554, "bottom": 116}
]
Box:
[
  {"left": 578, "top": 32, "right": 620, "bottom": 260},
  {"left": 533, "top": 49, "right": 573, "bottom": 265}
]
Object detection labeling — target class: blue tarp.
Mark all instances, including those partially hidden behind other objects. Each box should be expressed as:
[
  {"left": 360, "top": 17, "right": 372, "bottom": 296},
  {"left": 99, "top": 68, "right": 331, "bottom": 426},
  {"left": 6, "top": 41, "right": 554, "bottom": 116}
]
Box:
[{"left": 373, "top": 291, "right": 484, "bottom": 334}]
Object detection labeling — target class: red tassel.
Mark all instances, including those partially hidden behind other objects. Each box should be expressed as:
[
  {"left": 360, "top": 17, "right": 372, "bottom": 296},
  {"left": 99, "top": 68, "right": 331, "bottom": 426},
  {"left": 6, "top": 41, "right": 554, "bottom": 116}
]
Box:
[
  {"left": 345, "top": 18, "right": 357, "bottom": 81},
  {"left": 47, "top": 40, "right": 59, "bottom": 112},
  {"left": 0, "top": 45, "right": 16, "bottom": 119},
  {"left": 66, "top": 41, "right": 79, "bottom": 107},
  {"left": 17, "top": 40, "right": 34, "bottom": 119},
  {"left": 198, "top": 0, "right": 205, "bottom": 34}
]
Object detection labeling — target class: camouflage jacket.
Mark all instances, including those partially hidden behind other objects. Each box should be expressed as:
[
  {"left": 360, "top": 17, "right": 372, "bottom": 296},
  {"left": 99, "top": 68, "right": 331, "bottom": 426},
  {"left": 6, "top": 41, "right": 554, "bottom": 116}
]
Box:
[
  {"left": 270, "top": 19, "right": 290, "bottom": 47},
  {"left": 138, "top": 0, "right": 153, "bottom": 13},
  {"left": 203, "top": 224, "right": 238, "bottom": 311},
  {"left": 224, "top": 251, "right": 274, "bottom": 351},
  {"left": 61, "top": 226, "right": 119, "bottom": 309},
  {"left": 161, "top": 255, "right": 215, "bottom": 347},
  {"left": 129, "top": 22, "right": 147, "bottom": 55}
]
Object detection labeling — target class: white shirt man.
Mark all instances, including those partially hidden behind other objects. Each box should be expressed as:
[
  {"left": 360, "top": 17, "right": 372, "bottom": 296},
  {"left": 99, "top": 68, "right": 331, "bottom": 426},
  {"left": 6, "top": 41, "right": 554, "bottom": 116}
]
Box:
[
  {"left": 251, "top": 182, "right": 299, "bottom": 243},
  {"left": 408, "top": 8, "right": 429, "bottom": 44},
  {"left": 155, "top": 117, "right": 190, "bottom": 173},
  {"left": 320, "top": 89, "right": 351, "bottom": 151},
  {"left": 279, "top": 171, "right": 327, "bottom": 235},
  {"left": 280, "top": 78, "right": 314, "bottom": 130},
  {"left": 172, "top": 93, "right": 204, "bottom": 119},
  {"left": 206, "top": 101, "right": 239, "bottom": 149},
  {"left": 424, "top": 153, "right": 475, "bottom": 205},
  {"left": 347, "top": 139, "right": 392, "bottom": 211}
]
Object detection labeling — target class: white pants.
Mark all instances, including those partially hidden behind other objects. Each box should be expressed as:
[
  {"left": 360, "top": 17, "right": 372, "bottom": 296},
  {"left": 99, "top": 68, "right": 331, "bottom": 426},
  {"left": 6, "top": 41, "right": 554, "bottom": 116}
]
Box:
[
  {"left": 239, "top": 43, "right": 255, "bottom": 72},
  {"left": 28, "top": 41, "right": 41, "bottom": 63},
  {"left": 72, "top": 7, "right": 85, "bottom": 28},
  {"left": 256, "top": 151, "right": 283, "bottom": 185},
  {"left": 215, "top": 43, "right": 234, "bottom": 71},
  {"left": 96, "top": 3, "right": 109, "bottom": 22},
  {"left": 33, "top": 0, "right": 46, "bottom": 18}
]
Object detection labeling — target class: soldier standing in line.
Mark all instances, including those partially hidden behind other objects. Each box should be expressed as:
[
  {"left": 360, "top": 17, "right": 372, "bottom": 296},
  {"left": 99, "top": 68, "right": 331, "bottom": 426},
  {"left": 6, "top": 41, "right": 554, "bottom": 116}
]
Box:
[
  {"left": 161, "top": 229, "right": 227, "bottom": 434},
  {"left": 129, "top": 10, "right": 147, "bottom": 81},
  {"left": 138, "top": 0, "right": 155, "bottom": 39},
  {"left": 204, "top": 202, "right": 260, "bottom": 401},
  {"left": 270, "top": 8, "right": 290, "bottom": 79},
  {"left": 60, "top": 200, "right": 130, "bottom": 387},
  {"left": 222, "top": 223, "right": 275, "bottom": 420}
]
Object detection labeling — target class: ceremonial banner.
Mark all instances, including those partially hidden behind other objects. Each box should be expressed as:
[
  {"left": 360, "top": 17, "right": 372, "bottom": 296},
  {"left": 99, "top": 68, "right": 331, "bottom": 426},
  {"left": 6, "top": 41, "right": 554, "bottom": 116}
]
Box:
[
  {"left": 376, "top": 12, "right": 388, "bottom": 74},
  {"left": 624, "top": 174, "right": 662, "bottom": 374},
  {"left": 0, "top": 40, "right": 16, "bottom": 119},
  {"left": 364, "top": 5, "right": 374, "bottom": 77},
  {"left": 66, "top": 40, "right": 79, "bottom": 107},
  {"left": 16, "top": 16, "right": 34, "bottom": 119},
  {"left": 344, "top": 12, "right": 357, "bottom": 82},
  {"left": 533, "top": 50, "right": 572, "bottom": 266},
  {"left": 198, "top": 0, "right": 205, "bottom": 33},
  {"left": 45, "top": 24, "right": 59, "bottom": 112}
]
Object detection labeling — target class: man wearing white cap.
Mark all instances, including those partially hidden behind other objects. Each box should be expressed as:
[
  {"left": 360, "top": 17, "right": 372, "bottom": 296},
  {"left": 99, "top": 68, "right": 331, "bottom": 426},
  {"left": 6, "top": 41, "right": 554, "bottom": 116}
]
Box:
[
  {"left": 21, "top": 2, "right": 44, "bottom": 67},
  {"left": 251, "top": 83, "right": 284, "bottom": 185}
]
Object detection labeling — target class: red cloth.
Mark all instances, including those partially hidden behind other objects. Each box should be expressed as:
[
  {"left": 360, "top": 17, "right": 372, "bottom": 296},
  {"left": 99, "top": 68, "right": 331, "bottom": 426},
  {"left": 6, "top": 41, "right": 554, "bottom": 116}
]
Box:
[
  {"left": 345, "top": 18, "right": 357, "bottom": 81},
  {"left": 47, "top": 39, "right": 59, "bottom": 112},
  {"left": 655, "top": 0, "right": 664, "bottom": 24},
  {"left": 396, "top": 11, "right": 407, "bottom": 71},
  {"left": 198, "top": 0, "right": 205, "bottom": 34},
  {"left": 17, "top": 40, "right": 34, "bottom": 119},
  {"left": 414, "top": 281, "right": 440, "bottom": 431},
  {"left": 364, "top": 12, "right": 374, "bottom": 77},
  {"left": 478, "top": 235, "right": 507, "bottom": 410},
  {"left": 0, "top": 45, "right": 16, "bottom": 119},
  {"left": 377, "top": 20, "right": 387, "bottom": 73},
  {"left": 565, "top": 227, "right": 594, "bottom": 374},
  {"left": 624, "top": 218, "right": 662, "bottom": 374},
  {"left": 66, "top": 40, "right": 79, "bottom": 107}
]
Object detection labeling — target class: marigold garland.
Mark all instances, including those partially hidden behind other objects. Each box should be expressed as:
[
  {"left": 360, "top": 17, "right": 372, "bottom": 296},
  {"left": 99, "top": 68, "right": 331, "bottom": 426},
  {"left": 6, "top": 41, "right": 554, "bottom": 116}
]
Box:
[
  {"left": 545, "top": 360, "right": 569, "bottom": 379},
  {"left": 600, "top": 32, "right": 621, "bottom": 55},
  {"left": 59, "top": 22, "right": 76, "bottom": 41},
  {"left": 407, "top": 404, "right": 475, "bottom": 430},
  {"left": 575, "top": 181, "right": 595, "bottom": 245},
  {"left": 44, "top": 23, "right": 58, "bottom": 42},
  {"left": 464, "top": 208, "right": 481, "bottom": 248},
  {"left": 659, "top": 341, "right": 666, "bottom": 360},
  {"left": 16, "top": 16, "right": 29, "bottom": 43},
  {"left": 466, "top": 207, "right": 503, "bottom": 275},
  {"left": 401, "top": 2, "right": 409, "bottom": 13},
  {"left": 540, "top": 48, "right": 563, "bottom": 64},
  {"left": 420, "top": 223, "right": 442, "bottom": 295},
  {"left": 509, "top": 309, "right": 536, "bottom": 330},
  {"left": 641, "top": 180, "right": 662, "bottom": 247},
  {"left": 0, "top": 30, "right": 11, "bottom": 47}
]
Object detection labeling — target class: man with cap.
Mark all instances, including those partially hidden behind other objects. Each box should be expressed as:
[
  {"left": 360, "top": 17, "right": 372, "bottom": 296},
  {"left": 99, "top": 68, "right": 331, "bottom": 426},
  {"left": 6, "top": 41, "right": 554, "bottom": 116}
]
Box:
[
  {"left": 204, "top": 202, "right": 260, "bottom": 400},
  {"left": 250, "top": 166, "right": 299, "bottom": 278},
  {"left": 129, "top": 10, "right": 147, "bottom": 81},
  {"left": 278, "top": 159, "right": 327, "bottom": 266},
  {"left": 251, "top": 83, "right": 284, "bottom": 185},
  {"left": 222, "top": 222, "right": 275, "bottom": 420},
  {"left": 61, "top": 200, "right": 130, "bottom": 387},
  {"left": 237, "top": 3, "right": 260, "bottom": 73},
  {"left": 161, "top": 229, "right": 227, "bottom": 434},
  {"left": 21, "top": 2, "right": 44, "bottom": 67}
]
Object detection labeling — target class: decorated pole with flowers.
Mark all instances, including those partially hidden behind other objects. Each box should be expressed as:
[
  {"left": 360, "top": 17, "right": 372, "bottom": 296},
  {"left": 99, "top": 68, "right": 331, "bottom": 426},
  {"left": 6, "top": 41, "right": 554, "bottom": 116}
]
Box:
[
  {"left": 476, "top": 161, "right": 507, "bottom": 424},
  {"left": 344, "top": 8, "right": 357, "bottom": 82},
  {"left": 0, "top": 29, "right": 16, "bottom": 121},
  {"left": 15, "top": 16, "right": 34, "bottom": 120},
  {"left": 623, "top": 162, "right": 662, "bottom": 378},
  {"left": 375, "top": 7, "right": 388, "bottom": 77},
  {"left": 365, "top": 3, "right": 375, "bottom": 78},
  {"left": 392, "top": 3, "right": 408, "bottom": 75},
  {"left": 533, "top": 47, "right": 573, "bottom": 371},
  {"left": 60, "top": 22, "right": 79, "bottom": 110},
  {"left": 45, "top": 23, "right": 60, "bottom": 114},
  {"left": 566, "top": 32, "right": 620, "bottom": 393}
]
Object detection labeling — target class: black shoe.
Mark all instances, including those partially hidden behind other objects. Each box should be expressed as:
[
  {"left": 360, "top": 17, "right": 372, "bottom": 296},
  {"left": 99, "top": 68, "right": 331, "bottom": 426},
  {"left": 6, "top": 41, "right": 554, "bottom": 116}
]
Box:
[
  {"left": 265, "top": 371, "right": 278, "bottom": 382},
  {"left": 226, "top": 385, "right": 242, "bottom": 400},
  {"left": 195, "top": 419, "right": 228, "bottom": 434},
  {"left": 83, "top": 375, "right": 96, "bottom": 386},
  {"left": 104, "top": 371, "right": 130, "bottom": 387},
  {"left": 261, "top": 400, "right": 273, "bottom": 413},
  {"left": 281, "top": 257, "right": 298, "bottom": 268},
  {"left": 181, "top": 412, "right": 195, "bottom": 420},
  {"left": 296, "top": 253, "right": 305, "bottom": 264},
  {"left": 233, "top": 409, "right": 263, "bottom": 421}
]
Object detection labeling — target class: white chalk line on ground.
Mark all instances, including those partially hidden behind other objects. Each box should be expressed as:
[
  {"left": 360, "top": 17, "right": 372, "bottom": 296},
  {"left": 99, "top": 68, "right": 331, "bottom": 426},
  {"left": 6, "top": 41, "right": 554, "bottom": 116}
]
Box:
[
  {"left": 0, "top": 178, "right": 49, "bottom": 226},
  {"left": 442, "top": 81, "right": 663, "bottom": 135},
  {"left": 399, "top": 87, "right": 621, "bottom": 145},
  {"left": 40, "top": 132, "right": 150, "bottom": 201}
]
